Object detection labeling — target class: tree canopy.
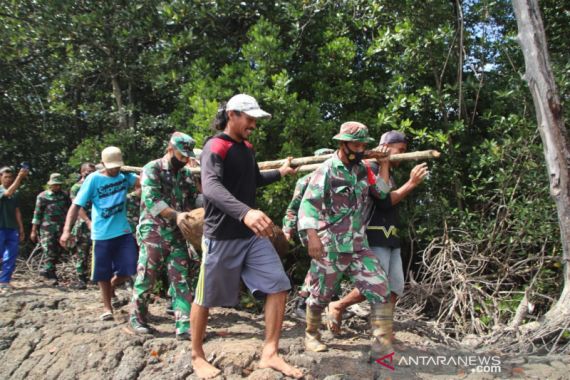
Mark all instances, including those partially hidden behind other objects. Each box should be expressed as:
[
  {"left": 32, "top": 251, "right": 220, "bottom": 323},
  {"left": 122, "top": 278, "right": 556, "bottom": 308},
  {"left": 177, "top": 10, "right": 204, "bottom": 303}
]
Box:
[{"left": 1, "top": 0, "right": 568, "bottom": 344}]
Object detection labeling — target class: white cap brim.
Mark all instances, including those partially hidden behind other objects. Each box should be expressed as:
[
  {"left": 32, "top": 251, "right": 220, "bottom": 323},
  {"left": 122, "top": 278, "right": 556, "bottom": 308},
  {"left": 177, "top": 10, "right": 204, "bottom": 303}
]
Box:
[
  {"left": 243, "top": 108, "right": 272, "bottom": 119},
  {"left": 104, "top": 161, "right": 123, "bottom": 169}
]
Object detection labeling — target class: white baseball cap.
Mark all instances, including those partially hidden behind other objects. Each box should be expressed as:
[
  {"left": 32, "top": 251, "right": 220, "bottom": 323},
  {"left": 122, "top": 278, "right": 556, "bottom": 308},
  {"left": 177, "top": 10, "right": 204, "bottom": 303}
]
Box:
[
  {"left": 101, "top": 146, "right": 124, "bottom": 169},
  {"left": 226, "top": 94, "right": 271, "bottom": 119}
]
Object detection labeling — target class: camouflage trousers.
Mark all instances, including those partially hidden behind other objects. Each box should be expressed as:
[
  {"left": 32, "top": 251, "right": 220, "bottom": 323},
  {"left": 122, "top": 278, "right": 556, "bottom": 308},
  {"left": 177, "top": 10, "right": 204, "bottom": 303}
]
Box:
[
  {"left": 305, "top": 249, "right": 390, "bottom": 309},
  {"left": 298, "top": 269, "right": 342, "bottom": 298},
  {"left": 40, "top": 230, "right": 64, "bottom": 272},
  {"left": 71, "top": 221, "right": 91, "bottom": 277},
  {"left": 131, "top": 228, "right": 199, "bottom": 335}
]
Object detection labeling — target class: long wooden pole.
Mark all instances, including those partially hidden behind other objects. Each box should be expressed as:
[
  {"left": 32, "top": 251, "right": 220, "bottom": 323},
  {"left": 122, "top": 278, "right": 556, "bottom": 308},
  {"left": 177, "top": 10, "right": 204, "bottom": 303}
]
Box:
[
  {"left": 257, "top": 149, "right": 440, "bottom": 170},
  {"left": 122, "top": 149, "right": 440, "bottom": 174}
]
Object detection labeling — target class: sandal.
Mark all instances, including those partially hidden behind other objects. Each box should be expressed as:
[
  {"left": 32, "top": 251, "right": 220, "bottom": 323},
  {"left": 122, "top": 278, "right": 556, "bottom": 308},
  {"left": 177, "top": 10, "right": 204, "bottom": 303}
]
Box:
[
  {"left": 99, "top": 311, "right": 114, "bottom": 321},
  {"left": 324, "top": 305, "right": 342, "bottom": 335}
]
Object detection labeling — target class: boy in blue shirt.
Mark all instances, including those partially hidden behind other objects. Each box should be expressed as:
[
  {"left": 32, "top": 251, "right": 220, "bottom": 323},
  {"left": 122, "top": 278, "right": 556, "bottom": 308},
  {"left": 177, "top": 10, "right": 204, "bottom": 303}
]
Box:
[{"left": 60, "top": 146, "right": 139, "bottom": 320}]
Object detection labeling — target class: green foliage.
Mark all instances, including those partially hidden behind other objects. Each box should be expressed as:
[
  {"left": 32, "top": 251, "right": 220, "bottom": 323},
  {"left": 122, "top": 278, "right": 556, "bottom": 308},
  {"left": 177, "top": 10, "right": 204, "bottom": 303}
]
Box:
[{"left": 1, "top": 0, "right": 567, "bottom": 318}]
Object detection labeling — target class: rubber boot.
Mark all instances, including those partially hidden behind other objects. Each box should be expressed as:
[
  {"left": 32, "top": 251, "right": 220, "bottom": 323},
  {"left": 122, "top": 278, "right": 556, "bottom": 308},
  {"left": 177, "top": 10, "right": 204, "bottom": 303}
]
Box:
[
  {"left": 305, "top": 306, "right": 327, "bottom": 352},
  {"left": 370, "top": 302, "right": 394, "bottom": 361}
]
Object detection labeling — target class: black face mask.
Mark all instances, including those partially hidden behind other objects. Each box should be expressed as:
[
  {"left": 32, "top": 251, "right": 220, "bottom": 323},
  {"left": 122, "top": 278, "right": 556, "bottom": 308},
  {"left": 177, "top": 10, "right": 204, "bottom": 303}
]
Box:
[
  {"left": 343, "top": 143, "right": 365, "bottom": 166},
  {"left": 170, "top": 155, "right": 186, "bottom": 171}
]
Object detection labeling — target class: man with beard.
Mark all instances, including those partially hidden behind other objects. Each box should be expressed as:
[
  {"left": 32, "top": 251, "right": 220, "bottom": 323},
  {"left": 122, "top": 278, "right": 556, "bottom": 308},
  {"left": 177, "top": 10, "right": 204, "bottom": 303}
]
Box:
[{"left": 190, "top": 94, "right": 302, "bottom": 379}]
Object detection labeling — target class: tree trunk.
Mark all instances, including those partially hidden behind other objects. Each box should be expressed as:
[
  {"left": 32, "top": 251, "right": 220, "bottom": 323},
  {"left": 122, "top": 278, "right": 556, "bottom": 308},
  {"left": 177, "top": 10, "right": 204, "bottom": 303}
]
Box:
[
  {"left": 512, "top": 0, "right": 570, "bottom": 318},
  {"left": 108, "top": 57, "right": 127, "bottom": 129}
]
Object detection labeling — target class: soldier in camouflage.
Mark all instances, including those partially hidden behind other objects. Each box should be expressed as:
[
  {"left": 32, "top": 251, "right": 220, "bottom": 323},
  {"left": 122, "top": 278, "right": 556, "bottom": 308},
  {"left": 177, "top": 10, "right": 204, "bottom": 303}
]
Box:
[
  {"left": 282, "top": 148, "right": 337, "bottom": 318},
  {"left": 282, "top": 148, "right": 334, "bottom": 243},
  {"left": 69, "top": 163, "right": 96, "bottom": 287},
  {"left": 129, "top": 132, "right": 199, "bottom": 340},
  {"left": 31, "top": 173, "right": 71, "bottom": 283},
  {"left": 126, "top": 182, "right": 141, "bottom": 237},
  {"left": 298, "top": 121, "right": 394, "bottom": 358}
]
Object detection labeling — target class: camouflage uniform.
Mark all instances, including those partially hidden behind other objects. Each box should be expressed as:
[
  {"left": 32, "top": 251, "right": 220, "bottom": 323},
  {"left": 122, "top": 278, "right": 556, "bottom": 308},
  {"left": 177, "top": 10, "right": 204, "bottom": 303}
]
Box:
[
  {"left": 130, "top": 133, "right": 199, "bottom": 336},
  {"left": 282, "top": 174, "right": 311, "bottom": 242},
  {"left": 299, "top": 123, "right": 392, "bottom": 309},
  {"left": 126, "top": 191, "right": 141, "bottom": 237},
  {"left": 70, "top": 180, "right": 92, "bottom": 279},
  {"left": 299, "top": 152, "right": 391, "bottom": 307},
  {"left": 32, "top": 188, "right": 71, "bottom": 272},
  {"left": 282, "top": 148, "right": 334, "bottom": 243},
  {"left": 299, "top": 121, "right": 395, "bottom": 354}
]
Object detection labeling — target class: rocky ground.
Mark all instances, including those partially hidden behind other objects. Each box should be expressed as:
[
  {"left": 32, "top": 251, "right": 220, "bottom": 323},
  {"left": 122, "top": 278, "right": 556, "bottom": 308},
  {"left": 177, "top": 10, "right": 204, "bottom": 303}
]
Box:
[{"left": 1, "top": 269, "right": 570, "bottom": 380}]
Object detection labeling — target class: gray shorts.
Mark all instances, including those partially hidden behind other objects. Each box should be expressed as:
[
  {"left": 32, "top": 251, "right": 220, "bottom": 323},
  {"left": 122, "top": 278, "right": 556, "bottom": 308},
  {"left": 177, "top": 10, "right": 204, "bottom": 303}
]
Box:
[
  {"left": 194, "top": 235, "right": 291, "bottom": 307},
  {"left": 372, "top": 246, "right": 404, "bottom": 296}
]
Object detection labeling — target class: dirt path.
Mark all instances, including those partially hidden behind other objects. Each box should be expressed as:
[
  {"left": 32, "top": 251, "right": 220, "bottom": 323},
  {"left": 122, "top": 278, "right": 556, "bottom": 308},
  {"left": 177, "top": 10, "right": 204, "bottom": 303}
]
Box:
[{"left": 1, "top": 272, "right": 569, "bottom": 380}]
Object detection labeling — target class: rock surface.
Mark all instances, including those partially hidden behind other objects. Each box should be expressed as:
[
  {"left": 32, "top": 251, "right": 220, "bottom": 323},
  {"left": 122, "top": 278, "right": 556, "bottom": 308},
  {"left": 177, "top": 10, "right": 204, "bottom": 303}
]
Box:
[{"left": 1, "top": 273, "right": 570, "bottom": 379}]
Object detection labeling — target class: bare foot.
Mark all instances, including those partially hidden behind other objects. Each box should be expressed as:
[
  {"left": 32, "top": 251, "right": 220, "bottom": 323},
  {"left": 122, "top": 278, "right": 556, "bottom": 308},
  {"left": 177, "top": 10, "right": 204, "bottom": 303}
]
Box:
[
  {"left": 192, "top": 356, "right": 220, "bottom": 379},
  {"left": 259, "top": 353, "right": 303, "bottom": 379},
  {"left": 326, "top": 301, "right": 343, "bottom": 334}
]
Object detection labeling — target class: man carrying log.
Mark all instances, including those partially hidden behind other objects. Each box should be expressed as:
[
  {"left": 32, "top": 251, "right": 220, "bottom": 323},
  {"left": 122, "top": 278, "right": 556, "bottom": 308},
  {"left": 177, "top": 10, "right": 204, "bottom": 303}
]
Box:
[
  {"left": 129, "top": 132, "right": 199, "bottom": 340},
  {"left": 298, "top": 121, "right": 393, "bottom": 359},
  {"left": 190, "top": 94, "right": 302, "bottom": 379},
  {"left": 324, "top": 130, "right": 429, "bottom": 347}
]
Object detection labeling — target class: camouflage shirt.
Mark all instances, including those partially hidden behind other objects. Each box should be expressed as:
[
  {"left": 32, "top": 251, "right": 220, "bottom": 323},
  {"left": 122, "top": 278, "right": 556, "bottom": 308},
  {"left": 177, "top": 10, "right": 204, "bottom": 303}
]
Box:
[
  {"left": 298, "top": 152, "right": 391, "bottom": 253},
  {"left": 282, "top": 173, "right": 311, "bottom": 238},
  {"left": 32, "top": 190, "right": 71, "bottom": 233},
  {"left": 70, "top": 179, "right": 92, "bottom": 223},
  {"left": 126, "top": 191, "right": 141, "bottom": 233},
  {"left": 138, "top": 155, "right": 198, "bottom": 235}
]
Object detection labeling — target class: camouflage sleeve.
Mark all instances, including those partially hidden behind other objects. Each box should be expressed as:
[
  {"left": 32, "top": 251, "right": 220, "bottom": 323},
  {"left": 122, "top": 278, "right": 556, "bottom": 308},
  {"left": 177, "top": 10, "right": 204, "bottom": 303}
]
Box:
[
  {"left": 298, "top": 166, "right": 330, "bottom": 231},
  {"left": 31, "top": 193, "right": 44, "bottom": 226},
  {"left": 141, "top": 161, "right": 169, "bottom": 217},
  {"left": 281, "top": 176, "right": 310, "bottom": 235},
  {"left": 369, "top": 168, "right": 391, "bottom": 200},
  {"left": 184, "top": 170, "right": 199, "bottom": 210},
  {"left": 69, "top": 183, "right": 80, "bottom": 201}
]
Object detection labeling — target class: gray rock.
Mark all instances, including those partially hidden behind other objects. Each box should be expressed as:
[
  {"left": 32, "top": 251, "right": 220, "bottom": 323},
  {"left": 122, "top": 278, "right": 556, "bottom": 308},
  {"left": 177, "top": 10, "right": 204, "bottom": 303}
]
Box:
[
  {"left": 112, "top": 346, "right": 146, "bottom": 380},
  {"left": 247, "top": 367, "right": 284, "bottom": 380},
  {"left": 323, "top": 375, "right": 348, "bottom": 380}
]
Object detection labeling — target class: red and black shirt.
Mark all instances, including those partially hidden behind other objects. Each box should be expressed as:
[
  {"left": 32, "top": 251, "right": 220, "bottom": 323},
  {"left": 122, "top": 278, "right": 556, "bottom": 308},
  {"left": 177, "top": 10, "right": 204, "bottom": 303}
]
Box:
[{"left": 201, "top": 133, "right": 281, "bottom": 240}]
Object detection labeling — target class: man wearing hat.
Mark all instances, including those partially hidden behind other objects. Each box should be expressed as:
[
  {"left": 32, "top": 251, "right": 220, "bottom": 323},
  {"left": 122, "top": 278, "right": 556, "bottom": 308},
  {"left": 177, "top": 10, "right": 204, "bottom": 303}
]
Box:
[
  {"left": 31, "top": 173, "right": 71, "bottom": 283},
  {"left": 60, "top": 147, "right": 139, "bottom": 320},
  {"left": 128, "top": 132, "right": 200, "bottom": 340},
  {"left": 190, "top": 94, "right": 302, "bottom": 379},
  {"left": 321, "top": 130, "right": 429, "bottom": 345},
  {"left": 298, "top": 121, "right": 393, "bottom": 358}
]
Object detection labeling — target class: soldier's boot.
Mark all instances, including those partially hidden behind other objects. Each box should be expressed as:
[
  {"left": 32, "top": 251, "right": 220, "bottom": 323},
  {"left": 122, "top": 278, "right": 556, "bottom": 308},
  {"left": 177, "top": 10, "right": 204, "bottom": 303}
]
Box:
[
  {"left": 370, "top": 302, "right": 394, "bottom": 362},
  {"left": 305, "top": 306, "right": 327, "bottom": 352},
  {"left": 39, "top": 267, "right": 58, "bottom": 284}
]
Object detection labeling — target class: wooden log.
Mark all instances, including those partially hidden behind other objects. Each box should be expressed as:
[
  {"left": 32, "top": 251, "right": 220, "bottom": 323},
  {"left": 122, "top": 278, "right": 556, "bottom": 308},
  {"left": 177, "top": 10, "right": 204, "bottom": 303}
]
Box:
[
  {"left": 180, "top": 208, "right": 288, "bottom": 257},
  {"left": 121, "top": 150, "right": 440, "bottom": 174},
  {"left": 258, "top": 149, "right": 439, "bottom": 170}
]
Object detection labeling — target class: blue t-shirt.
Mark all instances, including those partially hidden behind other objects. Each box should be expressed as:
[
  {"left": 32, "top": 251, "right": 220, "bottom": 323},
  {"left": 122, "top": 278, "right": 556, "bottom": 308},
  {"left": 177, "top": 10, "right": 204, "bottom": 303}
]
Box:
[{"left": 74, "top": 171, "right": 138, "bottom": 240}]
